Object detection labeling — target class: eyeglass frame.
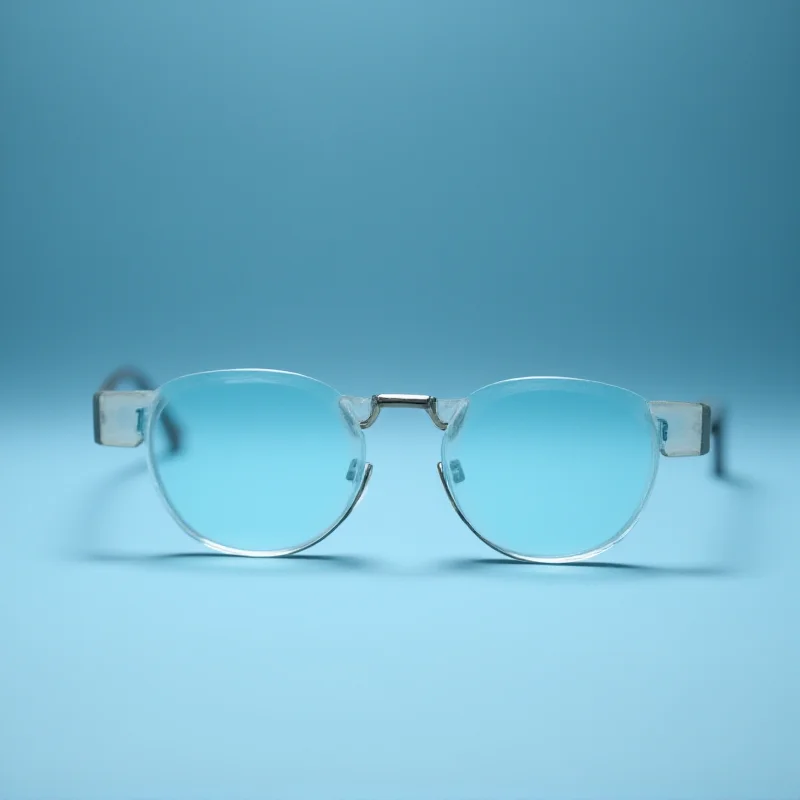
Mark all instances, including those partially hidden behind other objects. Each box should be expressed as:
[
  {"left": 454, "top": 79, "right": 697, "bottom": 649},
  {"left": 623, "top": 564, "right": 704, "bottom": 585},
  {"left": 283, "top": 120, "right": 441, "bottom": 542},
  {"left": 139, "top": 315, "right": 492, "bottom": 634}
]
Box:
[{"left": 92, "top": 365, "right": 727, "bottom": 563}]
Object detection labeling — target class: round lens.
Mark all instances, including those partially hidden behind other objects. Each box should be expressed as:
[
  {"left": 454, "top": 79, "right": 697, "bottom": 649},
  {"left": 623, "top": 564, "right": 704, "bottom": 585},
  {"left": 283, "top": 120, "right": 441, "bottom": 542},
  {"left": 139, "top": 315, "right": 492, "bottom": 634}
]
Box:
[
  {"left": 441, "top": 378, "right": 658, "bottom": 561},
  {"left": 148, "top": 370, "right": 367, "bottom": 555}
]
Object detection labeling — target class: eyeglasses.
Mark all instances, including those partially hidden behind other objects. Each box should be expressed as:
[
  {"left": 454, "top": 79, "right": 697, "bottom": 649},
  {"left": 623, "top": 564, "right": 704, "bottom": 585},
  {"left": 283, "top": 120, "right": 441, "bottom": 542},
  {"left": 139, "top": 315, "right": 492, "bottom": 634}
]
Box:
[{"left": 93, "top": 366, "right": 725, "bottom": 563}]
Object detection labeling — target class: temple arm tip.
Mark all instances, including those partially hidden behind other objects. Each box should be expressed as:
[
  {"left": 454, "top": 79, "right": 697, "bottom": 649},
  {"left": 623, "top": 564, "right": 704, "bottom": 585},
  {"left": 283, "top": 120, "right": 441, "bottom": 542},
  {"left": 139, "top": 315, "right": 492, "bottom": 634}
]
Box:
[{"left": 710, "top": 406, "right": 726, "bottom": 479}]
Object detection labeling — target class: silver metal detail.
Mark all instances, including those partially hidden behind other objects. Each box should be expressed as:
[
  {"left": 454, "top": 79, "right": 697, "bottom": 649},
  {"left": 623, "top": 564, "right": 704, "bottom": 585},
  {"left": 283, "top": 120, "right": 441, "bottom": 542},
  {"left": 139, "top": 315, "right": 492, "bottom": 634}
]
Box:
[{"left": 359, "top": 394, "right": 449, "bottom": 430}]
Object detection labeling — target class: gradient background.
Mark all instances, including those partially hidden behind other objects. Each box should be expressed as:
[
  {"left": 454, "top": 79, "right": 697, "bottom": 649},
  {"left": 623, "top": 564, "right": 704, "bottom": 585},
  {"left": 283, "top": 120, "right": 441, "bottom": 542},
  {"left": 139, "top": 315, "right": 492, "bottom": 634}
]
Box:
[{"left": 1, "top": 2, "right": 798, "bottom": 798}]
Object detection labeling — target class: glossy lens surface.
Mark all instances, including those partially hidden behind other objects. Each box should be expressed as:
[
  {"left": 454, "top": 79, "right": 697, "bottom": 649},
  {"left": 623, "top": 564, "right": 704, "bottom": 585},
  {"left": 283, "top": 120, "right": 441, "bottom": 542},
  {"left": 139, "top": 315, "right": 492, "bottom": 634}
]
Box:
[
  {"left": 149, "top": 370, "right": 366, "bottom": 554},
  {"left": 441, "top": 378, "right": 658, "bottom": 560}
]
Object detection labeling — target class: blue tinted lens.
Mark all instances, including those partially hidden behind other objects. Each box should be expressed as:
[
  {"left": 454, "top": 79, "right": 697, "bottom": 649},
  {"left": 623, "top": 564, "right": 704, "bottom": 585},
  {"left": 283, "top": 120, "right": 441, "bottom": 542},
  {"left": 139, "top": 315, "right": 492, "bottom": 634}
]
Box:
[
  {"left": 149, "top": 370, "right": 366, "bottom": 554},
  {"left": 441, "top": 378, "right": 658, "bottom": 560}
]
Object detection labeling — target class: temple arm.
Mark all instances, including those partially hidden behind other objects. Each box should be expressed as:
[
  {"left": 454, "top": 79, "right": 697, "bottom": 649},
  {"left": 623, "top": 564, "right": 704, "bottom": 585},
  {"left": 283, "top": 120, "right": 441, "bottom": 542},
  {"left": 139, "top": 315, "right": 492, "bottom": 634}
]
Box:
[{"left": 93, "top": 366, "right": 181, "bottom": 452}]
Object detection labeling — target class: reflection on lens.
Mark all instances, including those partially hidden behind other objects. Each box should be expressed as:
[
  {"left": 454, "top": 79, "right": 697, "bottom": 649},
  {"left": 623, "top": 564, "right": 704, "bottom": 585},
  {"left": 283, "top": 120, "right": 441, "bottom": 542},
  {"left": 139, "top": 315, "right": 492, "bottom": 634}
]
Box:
[
  {"left": 441, "top": 378, "right": 658, "bottom": 561},
  {"left": 149, "top": 370, "right": 366, "bottom": 555}
]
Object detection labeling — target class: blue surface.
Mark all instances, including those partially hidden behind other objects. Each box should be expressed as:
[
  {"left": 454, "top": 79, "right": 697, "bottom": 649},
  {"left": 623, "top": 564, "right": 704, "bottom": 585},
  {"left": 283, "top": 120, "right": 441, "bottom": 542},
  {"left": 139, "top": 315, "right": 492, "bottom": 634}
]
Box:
[{"left": 1, "top": 2, "right": 799, "bottom": 798}]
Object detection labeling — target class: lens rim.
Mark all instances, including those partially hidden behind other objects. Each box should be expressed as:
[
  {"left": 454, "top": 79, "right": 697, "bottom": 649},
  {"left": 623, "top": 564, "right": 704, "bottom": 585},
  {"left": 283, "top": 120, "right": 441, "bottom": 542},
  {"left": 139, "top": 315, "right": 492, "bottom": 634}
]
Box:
[
  {"left": 439, "top": 376, "right": 660, "bottom": 563},
  {"left": 145, "top": 368, "right": 370, "bottom": 557}
]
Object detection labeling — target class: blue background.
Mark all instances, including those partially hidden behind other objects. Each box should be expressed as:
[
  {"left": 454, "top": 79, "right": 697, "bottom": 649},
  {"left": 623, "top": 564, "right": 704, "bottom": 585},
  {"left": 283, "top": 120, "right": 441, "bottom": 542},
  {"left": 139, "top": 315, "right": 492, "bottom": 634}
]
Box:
[{"left": 1, "top": 1, "right": 798, "bottom": 798}]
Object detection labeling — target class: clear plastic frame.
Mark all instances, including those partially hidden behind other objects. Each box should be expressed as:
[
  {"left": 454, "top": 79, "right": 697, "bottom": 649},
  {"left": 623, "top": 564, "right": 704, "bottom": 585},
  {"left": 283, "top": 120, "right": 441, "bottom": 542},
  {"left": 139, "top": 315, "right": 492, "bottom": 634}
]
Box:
[{"left": 94, "top": 367, "right": 724, "bottom": 562}]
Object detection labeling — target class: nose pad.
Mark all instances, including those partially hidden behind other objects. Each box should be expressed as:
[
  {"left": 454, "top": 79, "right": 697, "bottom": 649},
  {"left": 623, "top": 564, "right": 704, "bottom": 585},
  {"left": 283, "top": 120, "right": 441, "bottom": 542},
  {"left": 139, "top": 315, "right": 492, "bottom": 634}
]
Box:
[
  {"left": 346, "top": 458, "right": 359, "bottom": 481},
  {"left": 448, "top": 459, "right": 466, "bottom": 484},
  {"left": 436, "top": 461, "right": 466, "bottom": 501}
]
